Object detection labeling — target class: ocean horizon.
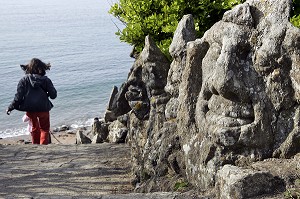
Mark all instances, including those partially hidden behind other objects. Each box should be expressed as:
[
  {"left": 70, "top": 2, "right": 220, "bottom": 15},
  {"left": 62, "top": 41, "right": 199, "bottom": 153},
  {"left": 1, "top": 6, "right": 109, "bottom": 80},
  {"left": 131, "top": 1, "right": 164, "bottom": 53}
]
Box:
[{"left": 0, "top": 0, "right": 133, "bottom": 138}]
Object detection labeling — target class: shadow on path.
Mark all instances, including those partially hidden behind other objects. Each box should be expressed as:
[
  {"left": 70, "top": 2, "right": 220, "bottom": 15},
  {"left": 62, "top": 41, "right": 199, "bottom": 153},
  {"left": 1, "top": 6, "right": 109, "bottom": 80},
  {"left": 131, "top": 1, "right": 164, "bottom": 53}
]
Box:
[{"left": 0, "top": 143, "right": 133, "bottom": 198}]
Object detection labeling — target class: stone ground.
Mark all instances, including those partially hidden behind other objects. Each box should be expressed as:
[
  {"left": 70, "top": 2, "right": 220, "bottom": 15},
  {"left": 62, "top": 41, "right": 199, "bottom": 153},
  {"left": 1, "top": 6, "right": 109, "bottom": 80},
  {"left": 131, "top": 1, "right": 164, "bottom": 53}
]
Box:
[
  {"left": 0, "top": 143, "right": 133, "bottom": 198},
  {"left": 0, "top": 142, "right": 202, "bottom": 199},
  {"left": 0, "top": 133, "right": 298, "bottom": 199}
]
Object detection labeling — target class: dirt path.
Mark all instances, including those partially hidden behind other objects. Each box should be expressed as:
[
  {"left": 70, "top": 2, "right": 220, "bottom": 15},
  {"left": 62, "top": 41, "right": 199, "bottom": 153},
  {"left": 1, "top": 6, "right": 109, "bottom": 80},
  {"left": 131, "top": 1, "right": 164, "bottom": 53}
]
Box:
[
  {"left": 0, "top": 140, "right": 293, "bottom": 199},
  {"left": 0, "top": 143, "right": 133, "bottom": 198}
]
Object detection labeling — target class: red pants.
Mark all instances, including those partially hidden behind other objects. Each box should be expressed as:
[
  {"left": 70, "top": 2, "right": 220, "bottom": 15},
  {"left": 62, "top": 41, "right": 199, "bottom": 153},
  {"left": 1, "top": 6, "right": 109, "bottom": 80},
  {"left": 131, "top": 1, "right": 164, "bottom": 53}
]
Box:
[{"left": 26, "top": 112, "right": 50, "bottom": 145}]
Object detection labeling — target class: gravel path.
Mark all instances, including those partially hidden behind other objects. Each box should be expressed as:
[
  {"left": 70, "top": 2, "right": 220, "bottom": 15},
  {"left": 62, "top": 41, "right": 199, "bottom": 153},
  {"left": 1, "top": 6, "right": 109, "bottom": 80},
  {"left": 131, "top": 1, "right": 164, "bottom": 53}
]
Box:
[
  {"left": 0, "top": 143, "right": 206, "bottom": 199},
  {"left": 0, "top": 143, "right": 134, "bottom": 198}
]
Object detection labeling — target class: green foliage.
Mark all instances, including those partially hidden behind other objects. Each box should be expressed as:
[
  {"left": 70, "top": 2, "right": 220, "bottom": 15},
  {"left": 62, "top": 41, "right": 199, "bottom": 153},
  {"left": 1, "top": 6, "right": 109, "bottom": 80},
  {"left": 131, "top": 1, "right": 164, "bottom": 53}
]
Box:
[
  {"left": 109, "top": 0, "right": 300, "bottom": 57},
  {"left": 109, "top": 0, "right": 245, "bottom": 57},
  {"left": 291, "top": 15, "right": 300, "bottom": 27},
  {"left": 291, "top": 0, "right": 300, "bottom": 28},
  {"left": 174, "top": 181, "right": 189, "bottom": 191}
]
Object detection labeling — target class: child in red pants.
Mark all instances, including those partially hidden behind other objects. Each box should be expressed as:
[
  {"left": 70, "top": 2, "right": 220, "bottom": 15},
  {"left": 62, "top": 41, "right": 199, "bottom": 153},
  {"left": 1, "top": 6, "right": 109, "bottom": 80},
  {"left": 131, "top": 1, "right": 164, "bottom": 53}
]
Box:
[
  {"left": 7, "top": 58, "right": 57, "bottom": 145},
  {"left": 24, "top": 112, "right": 50, "bottom": 144}
]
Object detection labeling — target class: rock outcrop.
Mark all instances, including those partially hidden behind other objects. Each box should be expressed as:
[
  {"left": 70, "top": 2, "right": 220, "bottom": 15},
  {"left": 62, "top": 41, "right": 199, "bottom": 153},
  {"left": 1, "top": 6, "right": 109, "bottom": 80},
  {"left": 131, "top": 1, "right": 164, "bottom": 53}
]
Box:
[{"left": 105, "top": 0, "right": 300, "bottom": 198}]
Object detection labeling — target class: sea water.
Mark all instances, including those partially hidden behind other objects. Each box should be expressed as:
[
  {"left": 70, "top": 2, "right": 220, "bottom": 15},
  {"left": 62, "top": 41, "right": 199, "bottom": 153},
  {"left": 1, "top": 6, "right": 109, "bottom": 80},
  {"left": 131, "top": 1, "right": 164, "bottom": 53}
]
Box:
[{"left": 0, "top": 0, "right": 133, "bottom": 138}]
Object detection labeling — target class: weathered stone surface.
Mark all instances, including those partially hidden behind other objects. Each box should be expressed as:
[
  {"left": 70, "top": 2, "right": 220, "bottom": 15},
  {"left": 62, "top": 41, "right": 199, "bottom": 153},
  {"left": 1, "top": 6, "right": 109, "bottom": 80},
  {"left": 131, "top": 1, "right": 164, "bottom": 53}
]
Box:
[
  {"left": 251, "top": 154, "right": 300, "bottom": 190},
  {"left": 91, "top": 117, "right": 102, "bottom": 136},
  {"left": 125, "top": 35, "right": 170, "bottom": 121},
  {"left": 105, "top": 110, "right": 117, "bottom": 122},
  {"left": 108, "top": 120, "right": 128, "bottom": 143},
  {"left": 91, "top": 117, "right": 109, "bottom": 143},
  {"left": 181, "top": 0, "right": 300, "bottom": 192},
  {"left": 76, "top": 130, "right": 91, "bottom": 144},
  {"left": 121, "top": 35, "right": 171, "bottom": 185},
  {"left": 216, "top": 165, "right": 285, "bottom": 199},
  {"left": 165, "top": 14, "right": 196, "bottom": 120},
  {"left": 125, "top": 22, "right": 196, "bottom": 193},
  {"left": 110, "top": 82, "right": 132, "bottom": 118},
  {"left": 169, "top": 14, "right": 197, "bottom": 59},
  {"left": 105, "top": 0, "right": 300, "bottom": 198},
  {"left": 92, "top": 133, "right": 103, "bottom": 144},
  {"left": 107, "top": 85, "right": 119, "bottom": 110},
  {"left": 53, "top": 125, "right": 70, "bottom": 132},
  {"left": 165, "top": 98, "right": 179, "bottom": 120},
  {"left": 117, "top": 113, "right": 129, "bottom": 126}
]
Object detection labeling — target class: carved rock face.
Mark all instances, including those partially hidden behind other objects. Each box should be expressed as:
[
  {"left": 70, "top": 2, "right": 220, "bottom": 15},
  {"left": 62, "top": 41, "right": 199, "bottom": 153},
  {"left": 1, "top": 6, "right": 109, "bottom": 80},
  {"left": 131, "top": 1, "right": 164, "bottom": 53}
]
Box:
[
  {"left": 123, "top": 0, "right": 300, "bottom": 193},
  {"left": 195, "top": 21, "right": 260, "bottom": 149},
  {"left": 125, "top": 36, "right": 170, "bottom": 120},
  {"left": 183, "top": 0, "right": 300, "bottom": 188}
]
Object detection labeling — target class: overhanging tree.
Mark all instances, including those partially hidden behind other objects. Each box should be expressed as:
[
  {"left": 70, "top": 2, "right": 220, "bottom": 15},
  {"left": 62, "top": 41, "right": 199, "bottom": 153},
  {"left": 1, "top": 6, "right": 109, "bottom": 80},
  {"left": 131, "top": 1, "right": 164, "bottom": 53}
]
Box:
[
  {"left": 109, "top": 0, "right": 244, "bottom": 58},
  {"left": 291, "top": 0, "right": 300, "bottom": 27},
  {"left": 109, "top": 0, "right": 300, "bottom": 58}
]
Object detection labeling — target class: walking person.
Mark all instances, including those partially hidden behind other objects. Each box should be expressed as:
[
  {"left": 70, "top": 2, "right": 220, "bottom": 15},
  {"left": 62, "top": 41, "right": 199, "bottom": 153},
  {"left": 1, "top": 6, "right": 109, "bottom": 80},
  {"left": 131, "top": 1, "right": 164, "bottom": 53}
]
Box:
[
  {"left": 22, "top": 113, "right": 52, "bottom": 144},
  {"left": 6, "top": 58, "right": 57, "bottom": 145}
]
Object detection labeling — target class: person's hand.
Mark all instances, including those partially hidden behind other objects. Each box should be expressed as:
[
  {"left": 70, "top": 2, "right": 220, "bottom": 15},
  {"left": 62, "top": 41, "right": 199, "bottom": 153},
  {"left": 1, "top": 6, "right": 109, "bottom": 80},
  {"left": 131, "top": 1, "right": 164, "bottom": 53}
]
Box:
[{"left": 6, "top": 109, "right": 11, "bottom": 115}]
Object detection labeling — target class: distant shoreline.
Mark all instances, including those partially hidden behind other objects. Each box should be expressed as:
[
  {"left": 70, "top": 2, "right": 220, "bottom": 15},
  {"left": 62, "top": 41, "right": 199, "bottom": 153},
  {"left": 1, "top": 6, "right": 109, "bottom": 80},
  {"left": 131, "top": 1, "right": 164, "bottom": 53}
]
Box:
[
  {"left": 0, "top": 117, "right": 95, "bottom": 139},
  {"left": 0, "top": 124, "right": 92, "bottom": 145}
]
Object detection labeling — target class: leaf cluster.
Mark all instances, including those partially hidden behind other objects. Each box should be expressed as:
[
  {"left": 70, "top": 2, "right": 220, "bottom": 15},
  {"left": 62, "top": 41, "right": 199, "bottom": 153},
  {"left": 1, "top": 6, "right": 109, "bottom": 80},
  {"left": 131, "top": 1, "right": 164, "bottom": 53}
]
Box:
[
  {"left": 291, "top": 0, "right": 300, "bottom": 28},
  {"left": 109, "top": 0, "right": 244, "bottom": 58},
  {"left": 109, "top": 0, "right": 300, "bottom": 58}
]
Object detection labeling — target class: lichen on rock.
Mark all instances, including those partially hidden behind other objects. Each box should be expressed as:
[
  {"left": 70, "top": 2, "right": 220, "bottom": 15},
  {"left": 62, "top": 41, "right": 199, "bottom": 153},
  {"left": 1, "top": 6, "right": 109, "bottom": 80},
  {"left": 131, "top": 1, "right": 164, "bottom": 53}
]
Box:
[{"left": 104, "top": 0, "right": 300, "bottom": 198}]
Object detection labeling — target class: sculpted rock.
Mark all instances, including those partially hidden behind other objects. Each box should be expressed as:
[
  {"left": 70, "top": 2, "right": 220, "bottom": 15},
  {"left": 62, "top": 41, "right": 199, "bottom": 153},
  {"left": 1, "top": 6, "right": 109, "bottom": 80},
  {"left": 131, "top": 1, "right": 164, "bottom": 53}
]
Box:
[
  {"left": 126, "top": 15, "right": 199, "bottom": 193},
  {"left": 140, "top": 36, "right": 170, "bottom": 96},
  {"left": 92, "top": 133, "right": 103, "bottom": 144},
  {"left": 104, "top": 110, "right": 117, "bottom": 123},
  {"left": 107, "top": 114, "right": 129, "bottom": 144},
  {"left": 76, "top": 130, "right": 91, "bottom": 144},
  {"left": 181, "top": 0, "right": 300, "bottom": 190},
  {"left": 107, "top": 86, "right": 118, "bottom": 110},
  {"left": 169, "top": 14, "right": 197, "bottom": 59},
  {"left": 216, "top": 165, "right": 285, "bottom": 199},
  {"left": 108, "top": 120, "right": 128, "bottom": 143},
  {"left": 107, "top": 0, "right": 300, "bottom": 197},
  {"left": 124, "top": 36, "right": 173, "bottom": 191},
  {"left": 91, "top": 117, "right": 102, "bottom": 136},
  {"left": 125, "top": 35, "right": 170, "bottom": 120},
  {"left": 91, "top": 117, "right": 109, "bottom": 143},
  {"left": 165, "top": 14, "right": 196, "bottom": 120},
  {"left": 109, "top": 83, "right": 131, "bottom": 119},
  {"left": 104, "top": 86, "right": 119, "bottom": 122}
]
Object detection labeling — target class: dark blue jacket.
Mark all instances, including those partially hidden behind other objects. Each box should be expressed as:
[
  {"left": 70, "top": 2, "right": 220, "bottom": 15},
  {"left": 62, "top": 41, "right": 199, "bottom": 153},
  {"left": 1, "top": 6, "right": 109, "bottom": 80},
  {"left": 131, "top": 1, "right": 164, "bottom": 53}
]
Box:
[{"left": 8, "top": 74, "right": 57, "bottom": 112}]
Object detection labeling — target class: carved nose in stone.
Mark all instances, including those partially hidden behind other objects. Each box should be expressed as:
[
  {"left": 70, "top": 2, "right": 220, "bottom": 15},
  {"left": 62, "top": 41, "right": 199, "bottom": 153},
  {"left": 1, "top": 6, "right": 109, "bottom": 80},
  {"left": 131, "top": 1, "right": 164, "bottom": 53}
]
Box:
[{"left": 211, "top": 53, "right": 242, "bottom": 101}]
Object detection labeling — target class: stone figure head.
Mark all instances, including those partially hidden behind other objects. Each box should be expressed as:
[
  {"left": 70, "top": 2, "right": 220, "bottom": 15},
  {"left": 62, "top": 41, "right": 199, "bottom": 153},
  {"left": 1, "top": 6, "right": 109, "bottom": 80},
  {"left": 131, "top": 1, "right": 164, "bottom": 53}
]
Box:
[
  {"left": 125, "top": 36, "right": 170, "bottom": 120},
  {"left": 184, "top": 0, "right": 300, "bottom": 188}
]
